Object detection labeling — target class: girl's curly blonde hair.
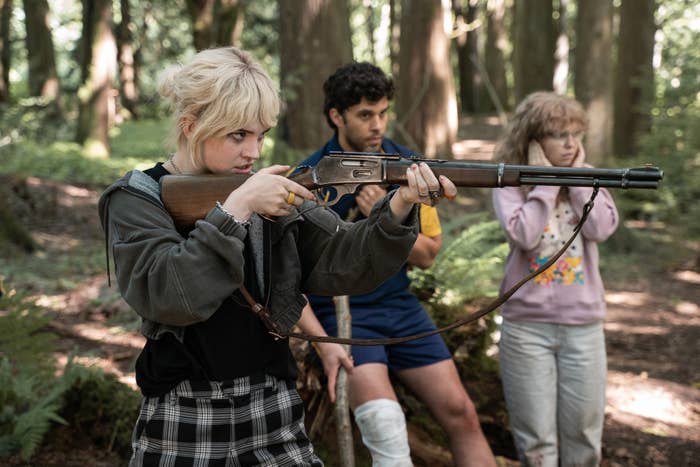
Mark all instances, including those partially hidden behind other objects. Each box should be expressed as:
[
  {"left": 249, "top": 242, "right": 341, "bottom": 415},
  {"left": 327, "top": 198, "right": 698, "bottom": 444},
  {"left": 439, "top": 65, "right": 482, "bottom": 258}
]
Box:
[{"left": 494, "top": 92, "right": 588, "bottom": 165}]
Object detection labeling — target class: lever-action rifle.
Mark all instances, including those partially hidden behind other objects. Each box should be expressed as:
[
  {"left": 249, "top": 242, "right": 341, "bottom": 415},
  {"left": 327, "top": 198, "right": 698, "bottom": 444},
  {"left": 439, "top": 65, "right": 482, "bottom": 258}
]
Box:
[{"left": 160, "top": 151, "right": 663, "bottom": 229}]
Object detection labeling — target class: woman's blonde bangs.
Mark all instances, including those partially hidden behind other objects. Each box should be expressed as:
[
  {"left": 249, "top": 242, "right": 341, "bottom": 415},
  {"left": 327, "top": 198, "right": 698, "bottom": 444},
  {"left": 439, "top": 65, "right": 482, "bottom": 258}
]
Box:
[{"left": 203, "top": 65, "right": 279, "bottom": 139}]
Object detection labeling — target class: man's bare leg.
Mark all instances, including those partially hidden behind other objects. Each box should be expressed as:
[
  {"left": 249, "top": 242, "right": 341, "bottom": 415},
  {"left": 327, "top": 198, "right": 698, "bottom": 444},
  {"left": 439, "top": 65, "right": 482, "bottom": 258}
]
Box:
[
  {"left": 397, "top": 359, "right": 497, "bottom": 467},
  {"left": 348, "top": 363, "right": 412, "bottom": 466}
]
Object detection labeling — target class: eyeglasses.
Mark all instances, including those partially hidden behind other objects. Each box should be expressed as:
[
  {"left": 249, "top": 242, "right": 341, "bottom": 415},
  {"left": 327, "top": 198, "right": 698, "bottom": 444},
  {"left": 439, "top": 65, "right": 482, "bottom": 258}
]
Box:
[{"left": 545, "top": 130, "right": 585, "bottom": 143}]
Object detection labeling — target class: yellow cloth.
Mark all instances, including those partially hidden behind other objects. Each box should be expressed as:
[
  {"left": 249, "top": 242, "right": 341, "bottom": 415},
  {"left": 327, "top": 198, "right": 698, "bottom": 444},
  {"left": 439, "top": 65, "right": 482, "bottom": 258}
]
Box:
[{"left": 419, "top": 205, "right": 442, "bottom": 237}]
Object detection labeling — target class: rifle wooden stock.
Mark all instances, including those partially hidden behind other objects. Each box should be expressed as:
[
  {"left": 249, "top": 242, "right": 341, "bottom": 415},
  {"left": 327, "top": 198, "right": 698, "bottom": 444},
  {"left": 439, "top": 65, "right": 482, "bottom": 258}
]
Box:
[{"left": 160, "top": 155, "right": 663, "bottom": 229}]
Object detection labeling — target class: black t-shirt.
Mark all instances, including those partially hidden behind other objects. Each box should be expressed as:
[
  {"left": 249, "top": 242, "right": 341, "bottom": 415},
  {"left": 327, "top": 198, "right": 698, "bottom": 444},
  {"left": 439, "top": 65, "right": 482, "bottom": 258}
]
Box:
[{"left": 134, "top": 163, "right": 297, "bottom": 396}]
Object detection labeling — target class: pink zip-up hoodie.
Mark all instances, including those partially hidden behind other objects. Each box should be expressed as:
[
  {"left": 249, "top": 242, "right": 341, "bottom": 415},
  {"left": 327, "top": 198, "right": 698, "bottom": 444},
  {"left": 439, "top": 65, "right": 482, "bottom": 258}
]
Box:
[{"left": 492, "top": 183, "right": 619, "bottom": 324}]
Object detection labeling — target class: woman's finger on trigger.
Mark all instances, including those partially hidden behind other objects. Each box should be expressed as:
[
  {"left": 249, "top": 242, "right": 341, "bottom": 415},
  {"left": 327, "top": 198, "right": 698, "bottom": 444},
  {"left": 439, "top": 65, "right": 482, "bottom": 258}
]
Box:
[{"left": 286, "top": 182, "right": 316, "bottom": 202}]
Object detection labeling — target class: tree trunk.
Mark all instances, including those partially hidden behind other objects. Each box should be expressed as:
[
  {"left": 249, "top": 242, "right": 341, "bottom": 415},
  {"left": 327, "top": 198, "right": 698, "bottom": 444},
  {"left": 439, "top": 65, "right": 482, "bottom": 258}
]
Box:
[
  {"left": 512, "top": 0, "right": 555, "bottom": 102},
  {"left": 22, "top": 0, "right": 60, "bottom": 105},
  {"left": 0, "top": 0, "right": 11, "bottom": 102},
  {"left": 76, "top": 0, "right": 117, "bottom": 158},
  {"left": 278, "top": 0, "right": 353, "bottom": 156},
  {"left": 364, "top": 0, "right": 375, "bottom": 64},
  {"left": 552, "top": 0, "right": 570, "bottom": 95},
  {"left": 613, "top": 0, "right": 655, "bottom": 157},
  {"left": 453, "top": 0, "right": 480, "bottom": 113},
  {"left": 574, "top": 0, "right": 613, "bottom": 165},
  {"left": 186, "top": 0, "right": 214, "bottom": 51},
  {"left": 117, "top": 0, "right": 139, "bottom": 119},
  {"left": 0, "top": 178, "right": 36, "bottom": 253},
  {"left": 389, "top": 0, "right": 400, "bottom": 78},
  {"left": 213, "top": 0, "right": 244, "bottom": 47},
  {"left": 395, "top": 0, "right": 457, "bottom": 156},
  {"left": 483, "top": 0, "right": 508, "bottom": 111},
  {"left": 333, "top": 295, "right": 354, "bottom": 467}
]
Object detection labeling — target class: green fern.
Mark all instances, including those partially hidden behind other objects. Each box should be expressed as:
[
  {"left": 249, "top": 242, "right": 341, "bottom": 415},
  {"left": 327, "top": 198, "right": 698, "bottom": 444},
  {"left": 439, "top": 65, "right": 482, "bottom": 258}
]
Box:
[
  {"left": 0, "top": 289, "right": 57, "bottom": 374},
  {"left": 0, "top": 356, "right": 74, "bottom": 461},
  {"left": 0, "top": 286, "right": 75, "bottom": 461},
  {"left": 411, "top": 216, "right": 508, "bottom": 307}
]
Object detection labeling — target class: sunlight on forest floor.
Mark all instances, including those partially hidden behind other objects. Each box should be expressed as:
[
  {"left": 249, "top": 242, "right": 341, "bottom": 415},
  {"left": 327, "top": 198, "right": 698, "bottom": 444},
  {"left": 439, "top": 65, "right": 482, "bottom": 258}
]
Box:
[
  {"left": 606, "top": 291, "right": 650, "bottom": 307},
  {"left": 606, "top": 371, "right": 700, "bottom": 439},
  {"left": 675, "top": 269, "right": 700, "bottom": 285}
]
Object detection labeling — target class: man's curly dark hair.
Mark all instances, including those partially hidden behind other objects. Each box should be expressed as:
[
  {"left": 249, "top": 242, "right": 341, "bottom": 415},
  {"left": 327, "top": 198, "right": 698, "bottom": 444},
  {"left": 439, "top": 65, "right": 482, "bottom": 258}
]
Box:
[{"left": 323, "top": 62, "right": 394, "bottom": 131}]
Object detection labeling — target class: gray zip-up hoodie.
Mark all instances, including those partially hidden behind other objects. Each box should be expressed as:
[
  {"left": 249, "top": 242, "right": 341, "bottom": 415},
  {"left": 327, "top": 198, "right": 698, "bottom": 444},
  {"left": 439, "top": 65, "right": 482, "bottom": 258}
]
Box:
[{"left": 98, "top": 170, "right": 419, "bottom": 341}]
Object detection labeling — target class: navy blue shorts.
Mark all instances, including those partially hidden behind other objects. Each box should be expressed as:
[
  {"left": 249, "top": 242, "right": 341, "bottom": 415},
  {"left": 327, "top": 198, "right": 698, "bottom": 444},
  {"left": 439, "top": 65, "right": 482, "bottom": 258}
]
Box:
[{"left": 314, "top": 297, "right": 452, "bottom": 371}]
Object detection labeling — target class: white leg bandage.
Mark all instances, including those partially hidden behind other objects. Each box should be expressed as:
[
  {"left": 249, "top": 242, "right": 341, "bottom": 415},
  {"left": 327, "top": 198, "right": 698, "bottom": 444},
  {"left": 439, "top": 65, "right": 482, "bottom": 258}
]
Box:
[{"left": 353, "top": 399, "right": 413, "bottom": 467}]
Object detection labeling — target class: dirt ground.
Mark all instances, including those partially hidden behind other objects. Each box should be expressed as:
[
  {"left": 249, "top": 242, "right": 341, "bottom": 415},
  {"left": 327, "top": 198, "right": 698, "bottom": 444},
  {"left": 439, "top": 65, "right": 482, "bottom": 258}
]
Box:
[{"left": 3, "top": 131, "right": 699, "bottom": 466}]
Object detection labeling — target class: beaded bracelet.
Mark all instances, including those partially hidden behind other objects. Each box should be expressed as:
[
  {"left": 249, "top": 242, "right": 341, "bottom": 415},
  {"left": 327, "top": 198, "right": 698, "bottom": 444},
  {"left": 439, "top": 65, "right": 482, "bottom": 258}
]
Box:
[{"left": 216, "top": 201, "right": 251, "bottom": 227}]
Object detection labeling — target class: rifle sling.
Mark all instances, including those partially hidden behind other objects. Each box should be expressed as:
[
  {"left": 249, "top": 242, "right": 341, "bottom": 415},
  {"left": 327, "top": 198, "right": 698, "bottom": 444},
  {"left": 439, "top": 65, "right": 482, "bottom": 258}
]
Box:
[{"left": 241, "top": 187, "right": 600, "bottom": 346}]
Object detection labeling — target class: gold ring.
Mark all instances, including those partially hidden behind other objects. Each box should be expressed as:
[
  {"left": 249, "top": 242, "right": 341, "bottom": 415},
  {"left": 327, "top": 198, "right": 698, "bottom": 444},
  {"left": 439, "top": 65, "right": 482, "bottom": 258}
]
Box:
[{"left": 286, "top": 192, "right": 296, "bottom": 205}]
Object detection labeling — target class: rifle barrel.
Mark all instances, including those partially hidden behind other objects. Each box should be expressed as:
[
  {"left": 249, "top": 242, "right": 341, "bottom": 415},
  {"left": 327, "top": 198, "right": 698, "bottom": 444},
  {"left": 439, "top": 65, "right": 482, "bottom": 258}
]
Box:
[
  {"left": 385, "top": 159, "right": 663, "bottom": 189},
  {"left": 519, "top": 177, "right": 660, "bottom": 189}
]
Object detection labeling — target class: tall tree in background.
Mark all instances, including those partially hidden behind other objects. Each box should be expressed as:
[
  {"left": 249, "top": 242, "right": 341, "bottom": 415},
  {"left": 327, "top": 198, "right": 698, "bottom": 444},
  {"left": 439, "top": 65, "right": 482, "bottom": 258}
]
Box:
[
  {"left": 186, "top": 0, "right": 244, "bottom": 50},
  {"left": 614, "top": 0, "right": 655, "bottom": 157},
  {"left": 278, "top": 0, "right": 352, "bottom": 154},
  {"left": 453, "top": 0, "right": 480, "bottom": 113},
  {"left": 186, "top": 0, "right": 215, "bottom": 51},
  {"left": 214, "top": 0, "right": 244, "bottom": 47},
  {"left": 553, "top": 0, "right": 570, "bottom": 95},
  {"left": 396, "top": 0, "right": 457, "bottom": 156},
  {"left": 364, "top": 0, "right": 376, "bottom": 63},
  {"left": 0, "top": 0, "right": 10, "bottom": 102},
  {"left": 574, "top": 0, "right": 613, "bottom": 165},
  {"left": 389, "top": 0, "right": 400, "bottom": 77},
  {"left": 483, "top": 0, "right": 509, "bottom": 111},
  {"left": 117, "top": 0, "right": 139, "bottom": 118},
  {"left": 76, "top": 0, "right": 117, "bottom": 157},
  {"left": 22, "top": 0, "right": 60, "bottom": 106},
  {"left": 512, "top": 0, "right": 555, "bottom": 102}
]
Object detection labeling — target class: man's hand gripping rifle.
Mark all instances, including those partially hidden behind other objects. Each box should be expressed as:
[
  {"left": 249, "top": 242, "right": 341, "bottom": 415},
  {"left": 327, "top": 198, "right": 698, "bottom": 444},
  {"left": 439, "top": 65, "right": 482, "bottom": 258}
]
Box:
[{"left": 161, "top": 151, "right": 663, "bottom": 230}]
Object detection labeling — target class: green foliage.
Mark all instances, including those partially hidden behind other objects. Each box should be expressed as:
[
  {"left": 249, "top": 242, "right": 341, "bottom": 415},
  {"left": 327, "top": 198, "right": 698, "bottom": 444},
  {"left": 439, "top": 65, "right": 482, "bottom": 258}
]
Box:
[
  {"left": 109, "top": 119, "right": 171, "bottom": 160},
  {"left": 0, "top": 99, "right": 73, "bottom": 144},
  {"left": 2, "top": 242, "right": 105, "bottom": 296},
  {"left": 409, "top": 214, "right": 508, "bottom": 375},
  {"left": 0, "top": 103, "right": 166, "bottom": 187},
  {"left": 0, "top": 288, "right": 139, "bottom": 462},
  {"left": 656, "top": 2, "right": 700, "bottom": 107},
  {"left": 241, "top": 1, "right": 280, "bottom": 81},
  {"left": 410, "top": 213, "right": 509, "bottom": 307},
  {"left": 0, "top": 357, "right": 73, "bottom": 461},
  {"left": 0, "top": 289, "right": 57, "bottom": 374},
  {"left": 613, "top": 93, "right": 700, "bottom": 239},
  {"left": 59, "top": 366, "right": 141, "bottom": 459},
  {"left": 0, "top": 290, "right": 70, "bottom": 461},
  {"left": 600, "top": 222, "right": 684, "bottom": 284}
]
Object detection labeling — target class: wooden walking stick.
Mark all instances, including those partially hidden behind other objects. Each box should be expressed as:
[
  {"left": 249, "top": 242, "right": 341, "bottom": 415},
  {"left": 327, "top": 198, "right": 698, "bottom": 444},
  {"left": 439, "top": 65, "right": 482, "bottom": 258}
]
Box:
[{"left": 333, "top": 295, "right": 355, "bottom": 467}]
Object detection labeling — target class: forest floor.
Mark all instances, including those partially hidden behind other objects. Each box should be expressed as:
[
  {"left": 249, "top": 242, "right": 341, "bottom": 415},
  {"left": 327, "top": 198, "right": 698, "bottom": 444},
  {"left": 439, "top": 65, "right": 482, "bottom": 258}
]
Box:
[{"left": 3, "top": 118, "right": 699, "bottom": 466}]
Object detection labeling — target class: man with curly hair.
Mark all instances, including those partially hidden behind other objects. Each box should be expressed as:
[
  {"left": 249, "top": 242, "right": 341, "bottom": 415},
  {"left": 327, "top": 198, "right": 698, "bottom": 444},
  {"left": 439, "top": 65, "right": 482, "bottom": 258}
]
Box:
[{"left": 297, "top": 62, "right": 496, "bottom": 467}]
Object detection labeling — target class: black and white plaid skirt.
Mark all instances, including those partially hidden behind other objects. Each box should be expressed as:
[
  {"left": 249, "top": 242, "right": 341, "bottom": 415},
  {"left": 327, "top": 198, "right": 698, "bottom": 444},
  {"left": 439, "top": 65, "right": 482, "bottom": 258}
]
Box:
[{"left": 129, "top": 374, "right": 323, "bottom": 466}]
